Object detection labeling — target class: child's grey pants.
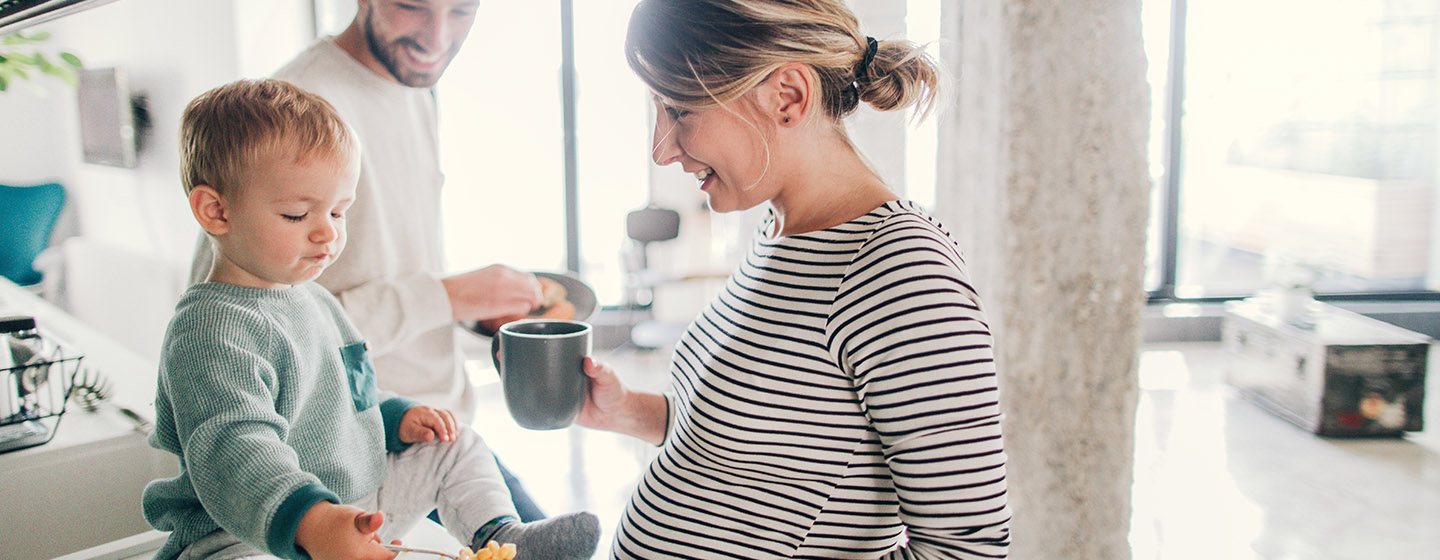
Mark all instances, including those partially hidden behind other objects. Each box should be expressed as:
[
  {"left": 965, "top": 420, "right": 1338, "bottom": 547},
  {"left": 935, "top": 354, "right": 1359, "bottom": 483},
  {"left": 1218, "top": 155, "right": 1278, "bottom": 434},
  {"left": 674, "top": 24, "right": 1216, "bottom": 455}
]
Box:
[{"left": 177, "top": 428, "right": 516, "bottom": 559}]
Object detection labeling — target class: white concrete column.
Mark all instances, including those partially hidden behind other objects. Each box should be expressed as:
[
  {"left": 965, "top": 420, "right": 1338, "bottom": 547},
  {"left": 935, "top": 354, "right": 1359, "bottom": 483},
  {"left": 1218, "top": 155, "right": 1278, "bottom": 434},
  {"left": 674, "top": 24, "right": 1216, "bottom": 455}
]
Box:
[{"left": 937, "top": 1, "right": 1151, "bottom": 558}]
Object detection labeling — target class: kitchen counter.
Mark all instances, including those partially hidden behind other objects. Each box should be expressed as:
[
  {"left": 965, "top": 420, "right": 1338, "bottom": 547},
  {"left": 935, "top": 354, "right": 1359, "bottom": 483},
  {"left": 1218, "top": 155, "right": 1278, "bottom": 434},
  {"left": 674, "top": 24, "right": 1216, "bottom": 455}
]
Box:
[{"left": 0, "top": 278, "right": 175, "bottom": 560}]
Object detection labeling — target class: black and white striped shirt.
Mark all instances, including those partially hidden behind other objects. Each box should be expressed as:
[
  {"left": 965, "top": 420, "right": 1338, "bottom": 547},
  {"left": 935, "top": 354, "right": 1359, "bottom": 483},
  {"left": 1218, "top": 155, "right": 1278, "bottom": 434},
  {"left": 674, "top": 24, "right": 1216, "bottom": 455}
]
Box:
[{"left": 614, "top": 201, "right": 1011, "bottom": 559}]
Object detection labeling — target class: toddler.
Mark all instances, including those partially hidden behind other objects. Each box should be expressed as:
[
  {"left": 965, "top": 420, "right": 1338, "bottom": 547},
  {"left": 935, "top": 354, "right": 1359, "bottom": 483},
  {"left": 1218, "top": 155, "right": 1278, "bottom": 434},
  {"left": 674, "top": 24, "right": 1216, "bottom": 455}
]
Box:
[{"left": 142, "top": 78, "right": 599, "bottom": 560}]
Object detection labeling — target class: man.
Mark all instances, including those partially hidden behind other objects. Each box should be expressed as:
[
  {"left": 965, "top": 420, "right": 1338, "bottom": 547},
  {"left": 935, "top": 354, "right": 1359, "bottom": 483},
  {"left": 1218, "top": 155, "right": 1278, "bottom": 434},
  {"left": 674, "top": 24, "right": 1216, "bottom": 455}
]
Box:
[{"left": 192, "top": 0, "right": 547, "bottom": 520}]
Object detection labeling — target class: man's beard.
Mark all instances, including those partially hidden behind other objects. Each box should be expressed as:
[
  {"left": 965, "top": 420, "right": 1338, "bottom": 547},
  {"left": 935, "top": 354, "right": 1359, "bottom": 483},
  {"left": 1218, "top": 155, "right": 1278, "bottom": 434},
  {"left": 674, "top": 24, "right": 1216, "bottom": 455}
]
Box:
[{"left": 363, "top": 12, "right": 449, "bottom": 88}]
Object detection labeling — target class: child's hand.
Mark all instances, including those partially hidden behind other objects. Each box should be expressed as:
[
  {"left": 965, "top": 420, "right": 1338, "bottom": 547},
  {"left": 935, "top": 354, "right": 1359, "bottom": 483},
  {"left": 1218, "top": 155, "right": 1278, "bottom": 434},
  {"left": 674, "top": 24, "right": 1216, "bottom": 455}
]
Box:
[
  {"left": 295, "top": 502, "right": 396, "bottom": 560},
  {"left": 399, "top": 404, "right": 458, "bottom": 443}
]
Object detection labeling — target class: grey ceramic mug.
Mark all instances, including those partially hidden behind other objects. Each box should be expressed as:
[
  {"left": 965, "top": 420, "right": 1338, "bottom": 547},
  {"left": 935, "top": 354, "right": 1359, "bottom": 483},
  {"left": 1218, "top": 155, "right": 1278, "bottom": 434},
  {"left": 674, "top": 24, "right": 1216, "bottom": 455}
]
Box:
[{"left": 492, "top": 319, "right": 591, "bottom": 430}]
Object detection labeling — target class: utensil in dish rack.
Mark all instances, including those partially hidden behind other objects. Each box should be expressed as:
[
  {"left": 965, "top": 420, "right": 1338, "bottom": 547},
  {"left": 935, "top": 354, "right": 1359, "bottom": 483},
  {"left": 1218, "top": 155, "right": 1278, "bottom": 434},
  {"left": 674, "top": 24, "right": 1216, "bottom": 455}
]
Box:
[
  {"left": 381, "top": 543, "right": 459, "bottom": 559},
  {"left": 69, "top": 367, "right": 152, "bottom": 432},
  {"left": 4, "top": 316, "right": 50, "bottom": 416}
]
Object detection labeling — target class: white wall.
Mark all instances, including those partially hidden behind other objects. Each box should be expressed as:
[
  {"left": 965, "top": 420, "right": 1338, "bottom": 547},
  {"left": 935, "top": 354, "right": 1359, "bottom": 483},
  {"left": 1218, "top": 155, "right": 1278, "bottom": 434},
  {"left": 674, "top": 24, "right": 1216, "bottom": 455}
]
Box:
[{"left": 0, "top": 0, "right": 310, "bottom": 359}]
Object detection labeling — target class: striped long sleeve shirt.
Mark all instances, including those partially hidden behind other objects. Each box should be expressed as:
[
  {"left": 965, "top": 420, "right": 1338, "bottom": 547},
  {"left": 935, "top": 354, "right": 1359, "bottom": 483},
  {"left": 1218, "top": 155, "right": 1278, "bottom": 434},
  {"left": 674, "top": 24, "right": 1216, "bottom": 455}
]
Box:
[{"left": 613, "top": 201, "right": 1011, "bottom": 559}]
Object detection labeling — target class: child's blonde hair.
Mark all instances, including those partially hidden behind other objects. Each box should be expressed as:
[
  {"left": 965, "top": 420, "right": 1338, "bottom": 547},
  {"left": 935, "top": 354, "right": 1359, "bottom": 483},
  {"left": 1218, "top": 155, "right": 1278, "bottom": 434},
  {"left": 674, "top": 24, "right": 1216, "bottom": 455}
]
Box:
[{"left": 179, "top": 78, "right": 356, "bottom": 196}]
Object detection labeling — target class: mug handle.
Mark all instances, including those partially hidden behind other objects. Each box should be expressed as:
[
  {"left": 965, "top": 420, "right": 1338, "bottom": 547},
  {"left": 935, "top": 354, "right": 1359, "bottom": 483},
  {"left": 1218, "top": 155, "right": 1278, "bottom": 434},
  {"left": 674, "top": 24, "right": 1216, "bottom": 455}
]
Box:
[{"left": 490, "top": 334, "right": 502, "bottom": 377}]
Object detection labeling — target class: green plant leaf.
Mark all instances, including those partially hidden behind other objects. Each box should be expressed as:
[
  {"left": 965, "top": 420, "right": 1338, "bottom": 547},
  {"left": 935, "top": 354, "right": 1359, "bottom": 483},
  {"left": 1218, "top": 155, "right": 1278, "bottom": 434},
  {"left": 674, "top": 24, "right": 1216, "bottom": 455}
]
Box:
[
  {"left": 0, "top": 74, "right": 8, "bottom": 92},
  {"left": 2, "top": 32, "right": 42, "bottom": 45},
  {"left": 0, "top": 31, "right": 83, "bottom": 94},
  {"left": 42, "top": 62, "right": 76, "bottom": 86}
]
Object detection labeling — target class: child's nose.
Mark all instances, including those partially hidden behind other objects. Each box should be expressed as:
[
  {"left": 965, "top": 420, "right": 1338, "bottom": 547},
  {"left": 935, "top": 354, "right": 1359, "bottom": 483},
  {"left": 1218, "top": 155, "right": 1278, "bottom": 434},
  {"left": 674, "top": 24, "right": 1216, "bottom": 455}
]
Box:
[{"left": 311, "top": 220, "right": 340, "bottom": 243}]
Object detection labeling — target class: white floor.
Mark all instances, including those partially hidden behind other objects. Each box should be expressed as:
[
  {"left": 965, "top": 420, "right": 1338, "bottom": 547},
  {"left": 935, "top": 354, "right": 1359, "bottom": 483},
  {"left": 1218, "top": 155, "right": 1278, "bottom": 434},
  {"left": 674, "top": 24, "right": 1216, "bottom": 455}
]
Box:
[
  {"left": 469, "top": 340, "right": 1440, "bottom": 559},
  {"left": 1130, "top": 342, "right": 1440, "bottom": 560}
]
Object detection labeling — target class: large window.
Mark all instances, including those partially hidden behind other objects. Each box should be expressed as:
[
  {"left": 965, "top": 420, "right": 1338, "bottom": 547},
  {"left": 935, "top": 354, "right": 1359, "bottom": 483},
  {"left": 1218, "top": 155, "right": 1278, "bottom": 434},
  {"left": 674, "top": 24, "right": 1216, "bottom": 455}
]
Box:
[
  {"left": 1147, "top": 0, "right": 1440, "bottom": 301},
  {"left": 437, "top": 1, "right": 649, "bottom": 306},
  {"left": 436, "top": 2, "right": 567, "bottom": 277}
]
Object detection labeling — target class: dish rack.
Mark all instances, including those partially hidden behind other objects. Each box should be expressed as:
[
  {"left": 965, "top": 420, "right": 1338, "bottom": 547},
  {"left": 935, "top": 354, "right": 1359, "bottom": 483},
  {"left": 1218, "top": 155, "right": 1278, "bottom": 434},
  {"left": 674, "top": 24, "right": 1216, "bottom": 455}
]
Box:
[{"left": 0, "top": 316, "right": 82, "bottom": 454}]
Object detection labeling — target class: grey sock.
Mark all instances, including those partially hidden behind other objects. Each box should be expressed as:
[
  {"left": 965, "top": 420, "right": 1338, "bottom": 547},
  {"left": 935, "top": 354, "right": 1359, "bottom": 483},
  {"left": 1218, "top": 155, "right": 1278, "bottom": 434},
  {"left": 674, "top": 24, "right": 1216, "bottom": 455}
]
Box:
[{"left": 474, "top": 512, "right": 600, "bottom": 560}]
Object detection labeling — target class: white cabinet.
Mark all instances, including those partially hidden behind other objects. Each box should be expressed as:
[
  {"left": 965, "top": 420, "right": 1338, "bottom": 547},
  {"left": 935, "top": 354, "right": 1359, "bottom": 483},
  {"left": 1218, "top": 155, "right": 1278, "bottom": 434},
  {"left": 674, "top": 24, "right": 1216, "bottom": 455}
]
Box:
[{"left": 0, "top": 279, "right": 175, "bottom": 560}]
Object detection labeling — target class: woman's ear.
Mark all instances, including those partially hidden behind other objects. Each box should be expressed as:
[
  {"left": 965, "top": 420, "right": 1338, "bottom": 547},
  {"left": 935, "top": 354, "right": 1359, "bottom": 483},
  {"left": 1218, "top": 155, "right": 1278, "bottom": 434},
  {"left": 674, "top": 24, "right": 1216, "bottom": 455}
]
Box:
[
  {"left": 761, "top": 62, "right": 816, "bottom": 127},
  {"left": 189, "top": 185, "right": 230, "bottom": 235}
]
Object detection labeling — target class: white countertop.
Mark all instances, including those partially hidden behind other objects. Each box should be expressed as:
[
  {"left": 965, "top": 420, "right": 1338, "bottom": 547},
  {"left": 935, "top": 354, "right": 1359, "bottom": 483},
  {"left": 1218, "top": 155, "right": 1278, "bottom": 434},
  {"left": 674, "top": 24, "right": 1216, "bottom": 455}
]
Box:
[
  {"left": 0, "top": 278, "right": 176, "bottom": 560},
  {"left": 0, "top": 279, "right": 473, "bottom": 559}
]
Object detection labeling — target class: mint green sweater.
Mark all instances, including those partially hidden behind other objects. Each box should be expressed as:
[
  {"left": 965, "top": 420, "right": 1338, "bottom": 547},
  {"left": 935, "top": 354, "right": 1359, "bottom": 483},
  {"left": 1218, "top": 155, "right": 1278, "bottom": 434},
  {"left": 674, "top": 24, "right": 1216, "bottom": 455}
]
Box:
[{"left": 143, "top": 282, "right": 418, "bottom": 560}]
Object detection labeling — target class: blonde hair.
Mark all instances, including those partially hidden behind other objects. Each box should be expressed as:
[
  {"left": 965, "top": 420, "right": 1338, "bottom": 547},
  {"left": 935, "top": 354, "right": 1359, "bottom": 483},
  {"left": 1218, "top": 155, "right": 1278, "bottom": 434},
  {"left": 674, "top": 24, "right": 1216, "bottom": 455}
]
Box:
[
  {"left": 179, "top": 78, "right": 356, "bottom": 196},
  {"left": 625, "top": 0, "right": 940, "bottom": 120}
]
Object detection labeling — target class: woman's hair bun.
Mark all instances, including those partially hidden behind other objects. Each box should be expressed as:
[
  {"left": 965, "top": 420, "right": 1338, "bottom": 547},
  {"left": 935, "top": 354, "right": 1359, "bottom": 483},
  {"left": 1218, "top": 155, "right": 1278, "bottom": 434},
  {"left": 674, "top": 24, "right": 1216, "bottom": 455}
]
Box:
[{"left": 855, "top": 39, "right": 940, "bottom": 117}]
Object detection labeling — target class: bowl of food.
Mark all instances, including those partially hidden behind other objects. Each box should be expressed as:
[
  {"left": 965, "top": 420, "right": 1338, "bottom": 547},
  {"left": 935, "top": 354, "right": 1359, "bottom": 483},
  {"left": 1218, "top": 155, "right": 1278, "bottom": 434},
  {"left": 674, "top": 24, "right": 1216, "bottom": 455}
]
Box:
[{"left": 468, "top": 271, "right": 597, "bottom": 338}]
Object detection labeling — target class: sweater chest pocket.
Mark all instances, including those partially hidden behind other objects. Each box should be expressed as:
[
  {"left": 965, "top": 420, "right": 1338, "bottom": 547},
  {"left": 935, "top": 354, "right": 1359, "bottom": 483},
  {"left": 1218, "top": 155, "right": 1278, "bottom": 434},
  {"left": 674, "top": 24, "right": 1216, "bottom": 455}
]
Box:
[{"left": 340, "top": 341, "right": 378, "bottom": 411}]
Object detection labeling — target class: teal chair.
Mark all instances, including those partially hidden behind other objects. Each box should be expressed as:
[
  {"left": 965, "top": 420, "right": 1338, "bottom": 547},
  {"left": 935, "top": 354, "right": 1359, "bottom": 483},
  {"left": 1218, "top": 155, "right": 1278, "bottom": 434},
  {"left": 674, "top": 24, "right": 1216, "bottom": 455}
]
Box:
[{"left": 0, "top": 182, "right": 66, "bottom": 286}]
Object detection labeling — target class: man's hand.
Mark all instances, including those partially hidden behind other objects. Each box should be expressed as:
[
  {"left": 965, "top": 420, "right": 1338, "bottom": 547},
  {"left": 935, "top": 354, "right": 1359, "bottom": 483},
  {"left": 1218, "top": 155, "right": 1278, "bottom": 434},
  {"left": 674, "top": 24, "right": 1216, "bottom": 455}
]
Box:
[
  {"left": 399, "top": 404, "right": 458, "bottom": 444},
  {"left": 295, "top": 502, "right": 396, "bottom": 560},
  {"left": 441, "top": 265, "right": 542, "bottom": 321}
]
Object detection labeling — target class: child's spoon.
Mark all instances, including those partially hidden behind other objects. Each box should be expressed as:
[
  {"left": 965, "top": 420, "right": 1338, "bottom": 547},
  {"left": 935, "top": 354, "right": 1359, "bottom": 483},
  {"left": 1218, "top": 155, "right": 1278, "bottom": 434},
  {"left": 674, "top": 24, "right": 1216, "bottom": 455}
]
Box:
[{"left": 382, "top": 543, "right": 459, "bottom": 559}]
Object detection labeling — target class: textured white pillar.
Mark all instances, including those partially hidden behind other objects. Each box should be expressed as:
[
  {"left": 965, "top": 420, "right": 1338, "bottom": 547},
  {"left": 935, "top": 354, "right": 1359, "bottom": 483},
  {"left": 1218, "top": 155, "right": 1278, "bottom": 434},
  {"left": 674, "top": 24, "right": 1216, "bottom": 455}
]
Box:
[{"left": 936, "top": 1, "right": 1151, "bottom": 558}]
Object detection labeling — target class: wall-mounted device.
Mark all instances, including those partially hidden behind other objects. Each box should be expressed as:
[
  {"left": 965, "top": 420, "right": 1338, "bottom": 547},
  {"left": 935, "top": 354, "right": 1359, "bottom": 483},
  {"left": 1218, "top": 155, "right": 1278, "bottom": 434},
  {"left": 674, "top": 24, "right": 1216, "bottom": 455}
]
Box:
[{"left": 76, "top": 67, "right": 143, "bottom": 168}]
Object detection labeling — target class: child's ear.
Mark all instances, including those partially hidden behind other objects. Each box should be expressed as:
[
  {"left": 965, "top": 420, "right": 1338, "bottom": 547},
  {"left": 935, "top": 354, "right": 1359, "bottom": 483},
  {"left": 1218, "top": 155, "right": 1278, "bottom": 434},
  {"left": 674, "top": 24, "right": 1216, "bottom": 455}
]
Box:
[{"left": 189, "top": 185, "right": 229, "bottom": 235}]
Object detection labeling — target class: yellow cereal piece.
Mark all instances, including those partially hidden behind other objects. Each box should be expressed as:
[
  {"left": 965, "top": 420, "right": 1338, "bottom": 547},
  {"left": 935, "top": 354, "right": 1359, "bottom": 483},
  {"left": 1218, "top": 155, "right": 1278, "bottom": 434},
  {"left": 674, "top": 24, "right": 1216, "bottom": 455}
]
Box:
[{"left": 459, "top": 540, "right": 515, "bottom": 560}]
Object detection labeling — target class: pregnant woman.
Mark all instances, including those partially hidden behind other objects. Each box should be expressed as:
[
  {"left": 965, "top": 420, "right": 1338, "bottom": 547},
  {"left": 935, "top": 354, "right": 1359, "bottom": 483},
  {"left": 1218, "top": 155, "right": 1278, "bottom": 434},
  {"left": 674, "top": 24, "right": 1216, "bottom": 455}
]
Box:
[{"left": 577, "top": 1, "right": 1013, "bottom": 558}]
